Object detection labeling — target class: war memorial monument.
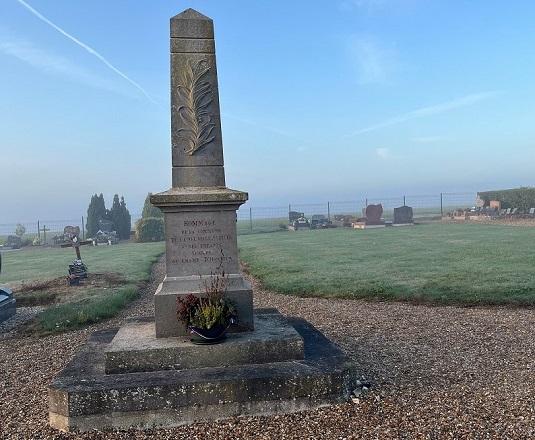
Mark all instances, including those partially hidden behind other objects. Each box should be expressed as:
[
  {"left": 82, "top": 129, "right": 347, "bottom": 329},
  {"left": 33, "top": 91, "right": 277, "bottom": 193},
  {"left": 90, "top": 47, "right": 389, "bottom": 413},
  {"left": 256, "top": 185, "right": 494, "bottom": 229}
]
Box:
[{"left": 48, "top": 9, "right": 357, "bottom": 431}]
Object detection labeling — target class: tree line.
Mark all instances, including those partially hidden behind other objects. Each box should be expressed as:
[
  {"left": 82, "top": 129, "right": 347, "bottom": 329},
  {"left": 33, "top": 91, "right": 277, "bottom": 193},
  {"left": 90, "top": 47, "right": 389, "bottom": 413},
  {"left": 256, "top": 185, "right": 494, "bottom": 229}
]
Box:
[
  {"left": 86, "top": 194, "right": 131, "bottom": 239},
  {"left": 86, "top": 193, "right": 164, "bottom": 242}
]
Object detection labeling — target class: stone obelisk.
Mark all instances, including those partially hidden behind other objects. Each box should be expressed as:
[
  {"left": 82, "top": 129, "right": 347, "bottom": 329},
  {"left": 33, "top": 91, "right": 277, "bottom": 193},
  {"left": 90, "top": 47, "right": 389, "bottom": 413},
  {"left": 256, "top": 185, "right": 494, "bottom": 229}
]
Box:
[
  {"left": 48, "top": 11, "right": 357, "bottom": 430},
  {"left": 151, "top": 9, "right": 253, "bottom": 337}
]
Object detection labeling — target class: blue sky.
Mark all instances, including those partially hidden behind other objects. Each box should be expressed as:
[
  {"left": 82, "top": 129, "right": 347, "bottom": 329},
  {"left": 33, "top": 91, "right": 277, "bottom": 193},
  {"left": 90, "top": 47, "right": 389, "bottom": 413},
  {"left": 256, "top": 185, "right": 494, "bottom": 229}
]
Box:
[{"left": 1, "top": 0, "right": 535, "bottom": 223}]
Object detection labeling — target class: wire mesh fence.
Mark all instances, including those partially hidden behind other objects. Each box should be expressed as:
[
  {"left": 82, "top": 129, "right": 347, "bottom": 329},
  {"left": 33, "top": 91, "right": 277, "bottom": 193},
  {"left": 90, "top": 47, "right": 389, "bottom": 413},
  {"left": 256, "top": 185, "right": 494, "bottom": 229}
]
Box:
[
  {"left": 236, "top": 192, "right": 477, "bottom": 233},
  {"left": 0, "top": 192, "right": 477, "bottom": 242},
  {"left": 0, "top": 219, "right": 86, "bottom": 245}
]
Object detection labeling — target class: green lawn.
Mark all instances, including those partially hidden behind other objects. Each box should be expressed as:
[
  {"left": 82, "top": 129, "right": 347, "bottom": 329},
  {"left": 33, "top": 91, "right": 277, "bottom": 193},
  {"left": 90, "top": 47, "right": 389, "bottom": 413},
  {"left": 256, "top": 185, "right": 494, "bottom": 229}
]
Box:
[
  {"left": 1, "top": 241, "right": 164, "bottom": 333},
  {"left": 237, "top": 222, "right": 535, "bottom": 306},
  {"left": 1, "top": 241, "right": 164, "bottom": 284}
]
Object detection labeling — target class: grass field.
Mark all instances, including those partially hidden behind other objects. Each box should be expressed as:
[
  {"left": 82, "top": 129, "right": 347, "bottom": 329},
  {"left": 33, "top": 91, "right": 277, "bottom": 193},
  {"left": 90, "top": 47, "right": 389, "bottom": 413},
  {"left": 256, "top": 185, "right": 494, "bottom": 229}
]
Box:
[
  {"left": 3, "top": 221, "right": 534, "bottom": 334},
  {"left": 237, "top": 221, "right": 535, "bottom": 306},
  {"left": 1, "top": 241, "right": 164, "bottom": 333}
]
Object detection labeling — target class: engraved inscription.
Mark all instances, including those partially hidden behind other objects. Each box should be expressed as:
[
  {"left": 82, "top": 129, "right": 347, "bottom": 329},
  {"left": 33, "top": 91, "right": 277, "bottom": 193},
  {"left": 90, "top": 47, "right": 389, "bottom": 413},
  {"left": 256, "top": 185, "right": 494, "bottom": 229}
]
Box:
[{"left": 169, "top": 219, "right": 233, "bottom": 265}]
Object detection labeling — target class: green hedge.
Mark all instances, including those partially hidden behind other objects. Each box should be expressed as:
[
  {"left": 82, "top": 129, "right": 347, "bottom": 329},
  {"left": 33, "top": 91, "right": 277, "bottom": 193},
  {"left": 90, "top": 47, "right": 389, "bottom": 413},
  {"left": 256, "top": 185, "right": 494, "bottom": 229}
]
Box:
[
  {"left": 478, "top": 187, "right": 535, "bottom": 211},
  {"left": 135, "top": 217, "right": 164, "bottom": 242}
]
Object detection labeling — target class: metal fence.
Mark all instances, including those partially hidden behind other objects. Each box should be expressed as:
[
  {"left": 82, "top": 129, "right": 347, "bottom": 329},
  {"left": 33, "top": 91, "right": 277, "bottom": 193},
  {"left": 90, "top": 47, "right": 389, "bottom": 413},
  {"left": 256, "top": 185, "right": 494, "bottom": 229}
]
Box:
[
  {"left": 236, "top": 192, "right": 477, "bottom": 233},
  {"left": 0, "top": 192, "right": 477, "bottom": 242}
]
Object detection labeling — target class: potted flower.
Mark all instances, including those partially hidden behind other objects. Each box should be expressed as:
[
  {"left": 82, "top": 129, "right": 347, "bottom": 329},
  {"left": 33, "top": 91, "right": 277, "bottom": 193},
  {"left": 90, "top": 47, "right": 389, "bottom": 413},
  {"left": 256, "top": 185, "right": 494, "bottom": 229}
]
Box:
[{"left": 176, "top": 270, "right": 237, "bottom": 344}]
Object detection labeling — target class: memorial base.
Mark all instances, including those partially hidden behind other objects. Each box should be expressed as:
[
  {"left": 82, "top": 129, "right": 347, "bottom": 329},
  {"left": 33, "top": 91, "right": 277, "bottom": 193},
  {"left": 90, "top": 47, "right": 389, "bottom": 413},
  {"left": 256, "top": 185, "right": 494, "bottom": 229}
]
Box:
[
  {"left": 352, "top": 222, "right": 386, "bottom": 229},
  {"left": 48, "top": 309, "right": 358, "bottom": 432}
]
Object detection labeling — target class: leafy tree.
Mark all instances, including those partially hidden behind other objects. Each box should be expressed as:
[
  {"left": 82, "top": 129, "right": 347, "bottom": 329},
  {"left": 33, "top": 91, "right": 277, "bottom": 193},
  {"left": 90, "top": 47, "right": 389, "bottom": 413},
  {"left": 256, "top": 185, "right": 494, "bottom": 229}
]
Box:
[
  {"left": 141, "top": 193, "right": 163, "bottom": 219},
  {"left": 110, "top": 194, "right": 132, "bottom": 239},
  {"left": 135, "top": 218, "right": 164, "bottom": 242},
  {"left": 119, "top": 196, "right": 132, "bottom": 239},
  {"left": 86, "top": 193, "right": 107, "bottom": 237},
  {"left": 15, "top": 224, "right": 26, "bottom": 237}
]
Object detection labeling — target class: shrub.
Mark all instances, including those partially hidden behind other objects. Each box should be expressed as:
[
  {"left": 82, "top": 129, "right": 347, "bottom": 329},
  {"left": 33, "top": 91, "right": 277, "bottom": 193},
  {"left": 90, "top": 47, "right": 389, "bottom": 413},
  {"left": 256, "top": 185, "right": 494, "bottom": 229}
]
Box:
[
  {"left": 478, "top": 187, "right": 535, "bottom": 211},
  {"left": 135, "top": 218, "right": 164, "bottom": 242},
  {"left": 22, "top": 238, "right": 33, "bottom": 247},
  {"left": 142, "top": 193, "right": 163, "bottom": 219}
]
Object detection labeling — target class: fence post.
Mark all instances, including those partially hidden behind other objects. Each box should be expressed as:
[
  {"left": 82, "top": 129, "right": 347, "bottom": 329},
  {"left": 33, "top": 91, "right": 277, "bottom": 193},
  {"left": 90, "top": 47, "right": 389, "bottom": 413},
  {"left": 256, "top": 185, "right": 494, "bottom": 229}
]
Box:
[
  {"left": 37, "top": 221, "right": 40, "bottom": 239},
  {"left": 440, "top": 193, "right": 443, "bottom": 217},
  {"left": 403, "top": 196, "right": 406, "bottom": 206},
  {"left": 82, "top": 216, "right": 85, "bottom": 240},
  {"left": 327, "top": 202, "right": 331, "bottom": 221},
  {"left": 249, "top": 207, "right": 253, "bottom": 230}
]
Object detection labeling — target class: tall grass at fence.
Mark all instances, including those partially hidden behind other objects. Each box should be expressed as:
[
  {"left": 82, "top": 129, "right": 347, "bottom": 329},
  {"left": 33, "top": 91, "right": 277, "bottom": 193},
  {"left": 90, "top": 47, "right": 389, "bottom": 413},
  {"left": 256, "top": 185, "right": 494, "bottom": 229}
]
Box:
[{"left": 237, "top": 222, "right": 535, "bottom": 306}]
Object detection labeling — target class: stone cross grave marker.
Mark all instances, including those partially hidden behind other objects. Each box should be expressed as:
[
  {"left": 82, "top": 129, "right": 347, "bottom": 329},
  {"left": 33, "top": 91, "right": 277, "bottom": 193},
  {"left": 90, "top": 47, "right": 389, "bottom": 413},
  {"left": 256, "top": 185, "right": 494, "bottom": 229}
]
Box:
[
  {"left": 60, "top": 226, "right": 91, "bottom": 284},
  {"left": 60, "top": 226, "right": 91, "bottom": 260},
  {"left": 38, "top": 224, "right": 50, "bottom": 244}
]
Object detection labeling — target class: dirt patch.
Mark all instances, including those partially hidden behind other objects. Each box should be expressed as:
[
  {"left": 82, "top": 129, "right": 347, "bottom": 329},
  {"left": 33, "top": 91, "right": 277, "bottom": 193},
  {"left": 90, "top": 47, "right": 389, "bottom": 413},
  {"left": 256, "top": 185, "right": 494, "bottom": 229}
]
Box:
[{"left": 10, "top": 272, "right": 127, "bottom": 306}]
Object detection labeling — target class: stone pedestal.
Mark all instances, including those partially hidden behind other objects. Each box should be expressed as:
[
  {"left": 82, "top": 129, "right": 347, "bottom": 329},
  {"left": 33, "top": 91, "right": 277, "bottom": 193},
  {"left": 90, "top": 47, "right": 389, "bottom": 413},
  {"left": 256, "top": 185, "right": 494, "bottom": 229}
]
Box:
[
  {"left": 151, "top": 187, "right": 252, "bottom": 337},
  {"left": 48, "top": 310, "right": 358, "bottom": 431}
]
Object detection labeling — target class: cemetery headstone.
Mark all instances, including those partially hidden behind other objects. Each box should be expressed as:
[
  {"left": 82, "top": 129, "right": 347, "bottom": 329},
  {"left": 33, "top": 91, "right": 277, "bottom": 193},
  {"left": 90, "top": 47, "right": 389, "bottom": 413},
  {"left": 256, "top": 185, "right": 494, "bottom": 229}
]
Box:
[
  {"left": 393, "top": 205, "right": 414, "bottom": 226},
  {"left": 489, "top": 200, "right": 501, "bottom": 211},
  {"left": 289, "top": 211, "right": 304, "bottom": 222},
  {"left": 352, "top": 204, "right": 385, "bottom": 228},
  {"left": 4, "top": 235, "right": 21, "bottom": 249}
]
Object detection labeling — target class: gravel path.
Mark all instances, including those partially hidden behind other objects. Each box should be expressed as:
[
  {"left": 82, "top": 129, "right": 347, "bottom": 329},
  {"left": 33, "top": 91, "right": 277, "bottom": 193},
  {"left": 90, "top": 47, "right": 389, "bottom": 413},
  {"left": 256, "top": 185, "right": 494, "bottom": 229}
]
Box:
[{"left": 1, "top": 254, "right": 534, "bottom": 439}]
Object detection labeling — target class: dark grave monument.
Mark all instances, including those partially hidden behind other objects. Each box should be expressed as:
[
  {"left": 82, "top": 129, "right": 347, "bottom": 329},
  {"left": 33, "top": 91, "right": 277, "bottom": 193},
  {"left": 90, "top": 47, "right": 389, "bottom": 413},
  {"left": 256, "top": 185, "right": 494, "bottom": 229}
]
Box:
[
  {"left": 289, "top": 211, "right": 304, "bottom": 222},
  {"left": 0, "top": 253, "right": 16, "bottom": 323},
  {"left": 4, "top": 235, "right": 22, "bottom": 250},
  {"left": 48, "top": 10, "right": 357, "bottom": 431},
  {"left": 352, "top": 203, "right": 386, "bottom": 229},
  {"left": 289, "top": 215, "right": 310, "bottom": 230},
  {"left": 393, "top": 205, "right": 414, "bottom": 226},
  {"left": 310, "top": 214, "right": 333, "bottom": 229}
]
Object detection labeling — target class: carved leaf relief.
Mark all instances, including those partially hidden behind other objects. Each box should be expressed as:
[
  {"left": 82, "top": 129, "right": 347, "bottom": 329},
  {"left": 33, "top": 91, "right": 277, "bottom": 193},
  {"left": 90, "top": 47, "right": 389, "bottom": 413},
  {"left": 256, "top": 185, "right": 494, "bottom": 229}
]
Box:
[{"left": 176, "top": 59, "right": 216, "bottom": 156}]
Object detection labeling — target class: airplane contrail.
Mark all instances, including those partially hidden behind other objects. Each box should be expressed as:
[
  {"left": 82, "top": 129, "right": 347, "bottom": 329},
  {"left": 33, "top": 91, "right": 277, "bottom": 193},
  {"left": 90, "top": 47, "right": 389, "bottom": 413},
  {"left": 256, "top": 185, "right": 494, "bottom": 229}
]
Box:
[
  {"left": 349, "top": 91, "right": 500, "bottom": 136},
  {"left": 15, "top": 0, "right": 156, "bottom": 104}
]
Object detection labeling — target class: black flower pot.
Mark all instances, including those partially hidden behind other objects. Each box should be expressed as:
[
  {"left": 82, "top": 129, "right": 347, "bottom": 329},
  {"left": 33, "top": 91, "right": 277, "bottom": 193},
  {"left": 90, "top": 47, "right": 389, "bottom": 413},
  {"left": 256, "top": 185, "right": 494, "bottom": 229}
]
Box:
[{"left": 188, "top": 317, "right": 236, "bottom": 345}]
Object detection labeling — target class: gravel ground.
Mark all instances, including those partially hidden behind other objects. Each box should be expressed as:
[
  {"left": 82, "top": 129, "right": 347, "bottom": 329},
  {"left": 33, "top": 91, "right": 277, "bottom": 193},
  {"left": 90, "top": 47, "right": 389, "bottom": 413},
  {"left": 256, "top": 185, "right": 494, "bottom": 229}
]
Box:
[{"left": 1, "top": 253, "right": 535, "bottom": 439}]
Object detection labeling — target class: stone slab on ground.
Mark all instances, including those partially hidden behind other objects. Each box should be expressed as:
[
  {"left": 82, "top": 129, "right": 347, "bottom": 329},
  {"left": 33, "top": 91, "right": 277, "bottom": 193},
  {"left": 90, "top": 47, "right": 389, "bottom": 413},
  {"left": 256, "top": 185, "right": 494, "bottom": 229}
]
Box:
[
  {"left": 352, "top": 223, "right": 386, "bottom": 229},
  {"left": 0, "top": 292, "right": 16, "bottom": 324},
  {"left": 49, "top": 309, "right": 358, "bottom": 432},
  {"left": 104, "top": 310, "right": 305, "bottom": 373}
]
